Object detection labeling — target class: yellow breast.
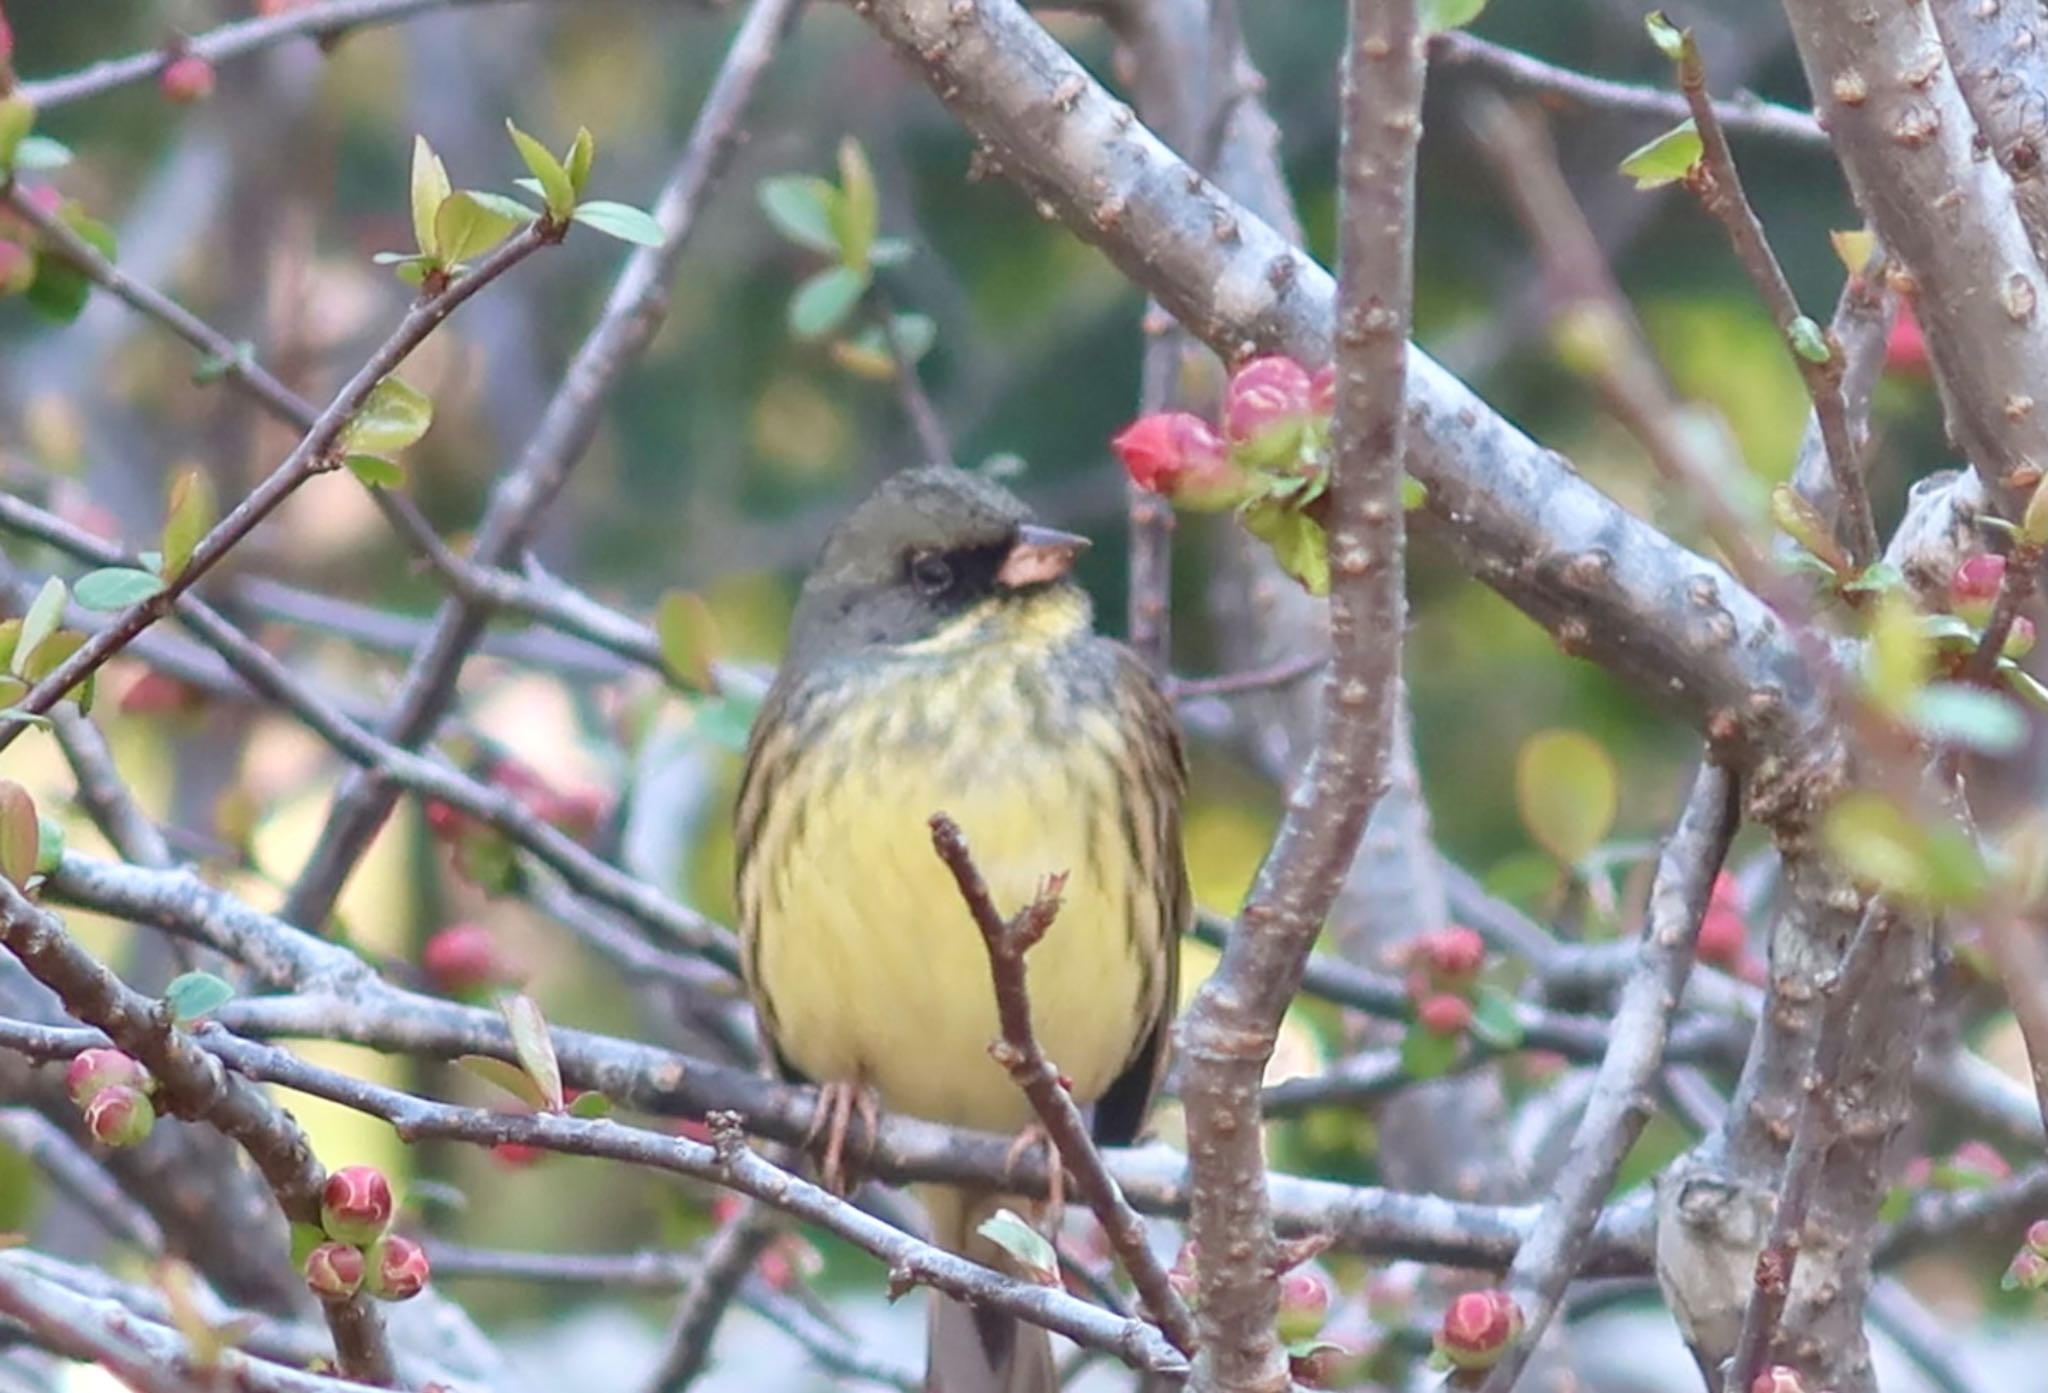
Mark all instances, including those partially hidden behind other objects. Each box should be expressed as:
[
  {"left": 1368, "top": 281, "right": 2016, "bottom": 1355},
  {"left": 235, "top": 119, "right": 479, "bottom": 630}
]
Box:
[{"left": 738, "top": 600, "right": 1164, "bottom": 1136}]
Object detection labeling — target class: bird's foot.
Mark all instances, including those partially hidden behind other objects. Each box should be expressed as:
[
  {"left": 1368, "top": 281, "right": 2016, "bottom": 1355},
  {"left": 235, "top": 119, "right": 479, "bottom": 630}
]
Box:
[
  {"left": 805, "top": 1080, "right": 881, "bottom": 1195},
  {"left": 1001, "top": 1122, "right": 1065, "bottom": 1231}
]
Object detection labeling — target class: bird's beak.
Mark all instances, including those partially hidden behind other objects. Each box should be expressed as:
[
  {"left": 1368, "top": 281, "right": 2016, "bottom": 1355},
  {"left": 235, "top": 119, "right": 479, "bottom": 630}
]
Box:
[{"left": 996, "top": 523, "right": 1090, "bottom": 589}]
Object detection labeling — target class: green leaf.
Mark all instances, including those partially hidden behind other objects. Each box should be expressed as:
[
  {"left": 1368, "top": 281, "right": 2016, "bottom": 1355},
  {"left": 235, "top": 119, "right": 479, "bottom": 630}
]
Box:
[
  {"left": 1864, "top": 592, "right": 1932, "bottom": 716},
  {"left": 1910, "top": 683, "right": 2027, "bottom": 755},
  {"left": 192, "top": 341, "right": 255, "bottom": 387},
  {"left": 457, "top": 1054, "right": 548, "bottom": 1110},
  {"left": 72, "top": 568, "right": 165, "bottom": 612},
  {"left": 410, "top": 135, "right": 453, "bottom": 260},
  {"left": 465, "top": 190, "right": 538, "bottom": 224},
  {"left": 1400, "top": 474, "right": 1428, "bottom": 510},
  {"left": 564, "top": 127, "right": 595, "bottom": 197},
  {"left": 1786, "top": 315, "right": 1831, "bottom": 364},
  {"left": 14, "top": 137, "right": 71, "bottom": 173},
  {"left": 1421, "top": 0, "right": 1488, "bottom": 34},
  {"left": 506, "top": 120, "right": 574, "bottom": 217},
  {"left": 567, "top": 1090, "right": 612, "bottom": 1119},
  {"left": 693, "top": 691, "right": 762, "bottom": 754},
  {"left": 1468, "top": 984, "right": 1525, "bottom": 1050},
  {"left": 12, "top": 576, "right": 67, "bottom": 679},
  {"left": 26, "top": 205, "right": 116, "bottom": 324},
  {"left": 1399, "top": 1023, "right": 1460, "bottom": 1080},
  {"left": 345, "top": 454, "right": 407, "bottom": 489},
  {"left": 1877, "top": 1184, "right": 1911, "bottom": 1225},
  {"left": 33, "top": 815, "right": 63, "bottom": 876},
  {"left": 162, "top": 467, "right": 217, "bottom": 580},
  {"left": 0, "top": 781, "right": 37, "bottom": 889},
  {"left": 833, "top": 138, "right": 879, "bottom": 272},
  {"left": 788, "top": 265, "right": 869, "bottom": 339},
  {"left": 288, "top": 1221, "right": 328, "bottom": 1271},
  {"left": 570, "top": 200, "right": 664, "bottom": 247},
  {"left": 1918, "top": 612, "right": 1980, "bottom": 648},
  {"left": 164, "top": 970, "right": 235, "bottom": 1023},
  {"left": 758, "top": 176, "right": 841, "bottom": 254},
  {"left": 0, "top": 94, "right": 35, "bottom": 170},
  {"left": 2023, "top": 474, "right": 2048, "bottom": 547},
  {"left": 1619, "top": 119, "right": 1702, "bottom": 189},
  {"left": 655, "top": 589, "right": 720, "bottom": 692},
  {"left": 975, "top": 1209, "right": 1059, "bottom": 1285},
  {"left": 434, "top": 191, "right": 519, "bottom": 266},
  {"left": 1840, "top": 561, "right": 1903, "bottom": 596},
  {"left": 1514, "top": 728, "right": 1619, "bottom": 865},
  {"left": 1239, "top": 499, "right": 1330, "bottom": 596},
  {"left": 512, "top": 177, "right": 547, "bottom": 201},
  {"left": 14, "top": 631, "right": 91, "bottom": 714},
  {"left": 1644, "top": 11, "right": 1686, "bottom": 60},
  {"left": 340, "top": 376, "right": 434, "bottom": 455},
  {"left": 1822, "top": 791, "right": 1987, "bottom": 910},
  {"left": 2004, "top": 663, "right": 2048, "bottom": 713},
  {"left": 499, "top": 992, "right": 565, "bottom": 1112}
]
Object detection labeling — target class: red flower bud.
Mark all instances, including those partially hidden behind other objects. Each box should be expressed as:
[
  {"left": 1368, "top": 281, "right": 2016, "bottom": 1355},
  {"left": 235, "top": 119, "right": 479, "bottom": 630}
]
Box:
[
  {"left": 1901, "top": 1155, "right": 1933, "bottom": 1190},
  {"left": 366, "top": 1234, "right": 430, "bottom": 1301},
  {"left": 66, "top": 1048, "right": 150, "bottom": 1106},
  {"left": 1408, "top": 925, "right": 1486, "bottom": 990},
  {"left": 1417, "top": 993, "right": 1473, "bottom": 1037},
  {"left": 1111, "top": 411, "right": 1245, "bottom": 511},
  {"left": 2027, "top": 1217, "right": 2048, "bottom": 1257},
  {"left": 1884, "top": 301, "right": 1930, "bottom": 378},
  {"left": 0, "top": 7, "right": 13, "bottom": 67},
  {"left": 423, "top": 799, "right": 468, "bottom": 839},
  {"left": 1223, "top": 356, "right": 1315, "bottom": 468},
  {"left": 1951, "top": 553, "right": 2005, "bottom": 627},
  {"left": 1436, "top": 1288, "right": 1523, "bottom": 1371},
  {"left": 1709, "top": 871, "right": 1740, "bottom": 908},
  {"left": 83, "top": 1085, "right": 155, "bottom": 1148},
  {"left": 2006, "top": 614, "right": 2037, "bottom": 659},
  {"left": 1308, "top": 364, "right": 1335, "bottom": 417},
  {"left": 2013, "top": 1246, "right": 2048, "bottom": 1292},
  {"left": 421, "top": 923, "right": 512, "bottom": 996},
  {"left": 1949, "top": 1139, "right": 2011, "bottom": 1185},
  {"left": 491, "top": 1140, "right": 541, "bottom": 1166},
  {"left": 304, "top": 1241, "right": 365, "bottom": 1300},
  {"left": 1275, "top": 1264, "right": 1333, "bottom": 1344},
  {"left": 1751, "top": 1367, "right": 1808, "bottom": 1393},
  {"left": 321, "top": 1166, "right": 395, "bottom": 1245},
  {"left": 1289, "top": 1338, "right": 1366, "bottom": 1390},
  {"left": 1696, "top": 905, "right": 1747, "bottom": 970},
  {"left": 159, "top": 54, "right": 216, "bottom": 104}
]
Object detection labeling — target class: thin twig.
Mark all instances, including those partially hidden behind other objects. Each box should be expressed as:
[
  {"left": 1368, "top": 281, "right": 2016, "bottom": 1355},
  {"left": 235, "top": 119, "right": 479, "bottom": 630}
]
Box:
[
  {"left": 1167, "top": 650, "right": 1327, "bottom": 700},
  {"left": 928, "top": 814, "right": 1199, "bottom": 1357},
  {"left": 642, "top": 1198, "right": 782, "bottom": 1393},
  {"left": 0, "top": 1110, "right": 165, "bottom": 1254},
  {"left": 1962, "top": 533, "right": 2044, "bottom": 684}
]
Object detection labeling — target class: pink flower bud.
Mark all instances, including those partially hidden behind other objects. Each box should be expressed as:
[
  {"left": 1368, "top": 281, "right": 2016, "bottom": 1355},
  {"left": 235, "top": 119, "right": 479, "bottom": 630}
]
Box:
[
  {"left": 2010, "top": 1247, "right": 2048, "bottom": 1292},
  {"left": 1275, "top": 1264, "right": 1333, "bottom": 1344},
  {"left": 1417, "top": 993, "right": 1473, "bottom": 1038},
  {"left": 0, "top": 7, "right": 13, "bottom": 67},
  {"left": 159, "top": 54, "right": 215, "bottom": 104},
  {"left": 320, "top": 1166, "right": 395, "bottom": 1245},
  {"left": 1308, "top": 364, "right": 1336, "bottom": 417},
  {"left": 1949, "top": 1140, "right": 2011, "bottom": 1185},
  {"left": 1436, "top": 1289, "right": 1523, "bottom": 1371},
  {"left": 118, "top": 669, "right": 205, "bottom": 717},
  {"left": 1408, "top": 926, "right": 1486, "bottom": 990},
  {"left": 1751, "top": 1367, "right": 1807, "bottom": 1393},
  {"left": 1710, "top": 871, "right": 1740, "bottom": 909},
  {"left": 423, "top": 799, "right": 470, "bottom": 841},
  {"left": 366, "top": 1234, "right": 430, "bottom": 1301},
  {"left": 1884, "top": 301, "right": 1929, "bottom": 379},
  {"left": 1951, "top": 553, "right": 2006, "bottom": 628},
  {"left": 83, "top": 1086, "right": 155, "bottom": 1148},
  {"left": 1223, "top": 356, "right": 1315, "bottom": 468},
  {"left": 1111, "top": 412, "right": 1245, "bottom": 511},
  {"left": 421, "top": 924, "right": 512, "bottom": 996},
  {"left": 1696, "top": 905, "right": 1747, "bottom": 969},
  {"left": 2026, "top": 1217, "right": 2048, "bottom": 1257},
  {"left": 2006, "top": 614, "right": 2037, "bottom": 659},
  {"left": 304, "top": 1242, "right": 365, "bottom": 1300},
  {"left": 66, "top": 1048, "right": 150, "bottom": 1107}
]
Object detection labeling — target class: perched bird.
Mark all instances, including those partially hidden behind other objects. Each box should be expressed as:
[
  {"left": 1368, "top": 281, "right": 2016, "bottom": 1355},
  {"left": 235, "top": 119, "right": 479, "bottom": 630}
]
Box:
[{"left": 735, "top": 466, "right": 1189, "bottom": 1393}]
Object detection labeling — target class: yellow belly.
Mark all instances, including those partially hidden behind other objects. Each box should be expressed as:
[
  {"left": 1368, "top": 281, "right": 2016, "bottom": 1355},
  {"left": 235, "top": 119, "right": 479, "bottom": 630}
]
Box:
[{"left": 743, "top": 660, "right": 1155, "bottom": 1135}]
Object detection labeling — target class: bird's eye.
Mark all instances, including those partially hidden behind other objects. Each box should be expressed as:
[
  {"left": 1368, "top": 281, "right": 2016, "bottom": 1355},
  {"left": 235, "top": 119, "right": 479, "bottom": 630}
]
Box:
[{"left": 908, "top": 551, "right": 954, "bottom": 596}]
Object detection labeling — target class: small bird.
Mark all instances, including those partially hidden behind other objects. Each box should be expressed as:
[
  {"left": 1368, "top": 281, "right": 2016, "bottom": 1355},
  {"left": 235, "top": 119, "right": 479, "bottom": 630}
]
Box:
[{"left": 735, "top": 466, "right": 1189, "bottom": 1393}]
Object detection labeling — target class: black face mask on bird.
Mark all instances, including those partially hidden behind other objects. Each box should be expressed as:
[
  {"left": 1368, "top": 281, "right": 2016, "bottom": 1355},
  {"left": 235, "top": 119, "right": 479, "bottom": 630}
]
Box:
[{"left": 787, "top": 466, "right": 1091, "bottom": 661}]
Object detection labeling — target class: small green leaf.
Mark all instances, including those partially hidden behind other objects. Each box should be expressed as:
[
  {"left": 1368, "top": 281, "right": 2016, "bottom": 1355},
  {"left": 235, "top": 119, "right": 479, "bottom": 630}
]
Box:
[
  {"left": 693, "top": 691, "right": 762, "bottom": 754},
  {"left": 1877, "top": 1184, "right": 1911, "bottom": 1225},
  {"left": 1619, "top": 119, "right": 1702, "bottom": 189},
  {"left": 1399, "top": 1023, "right": 1460, "bottom": 1080},
  {"left": 506, "top": 120, "right": 574, "bottom": 217},
  {"left": 27, "top": 205, "right": 116, "bottom": 325},
  {"left": 162, "top": 467, "right": 218, "bottom": 580},
  {"left": 570, "top": 200, "right": 665, "bottom": 247},
  {"left": 833, "top": 138, "right": 879, "bottom": 272},
  {"left": 410, "top": 135, "right": 453, "bottom": 260},
  {"left": 465, "top": 190, "right": 538, "bottom": 224},
  {"left": 788, "top": 264, "right": 870, "bottom": 339},
  {"left": 72, "top": 568, "right": 165, "bottom": 612},
  {"left": 1786, "top": 315, "right": 1831, "bottom": 364},
  {"left": 0, "top": 782, "right": 37, "bottom": 888},
  {"left": 1644, "top": 11, "right": 1686, "bottom": 60},
  {"left": 567, "top": 1091, "right": 612, "bottom": 1119},
  {"left": 1864, "top": 591, "right": 1932, "bottom": 716},
  {"left": 341, "top": 376, "right": 434, "bottom": 455},
  {"left": 512, "top": 177, "right": 547, "bottom": 201},
  {"left": 1822, "top": 791, "right": 1986, "bottom": 909},
  {"left": 164, "top": 970, "right": 235, "bottom": 1023},
  {"left": 655, "top": 589, "right": 720, "bottom": 692},
  {"left": 759, "top": 176, "right": 841, "bottom": 254},
  {"left": 14, "top": 137, "right": 71, "bottom": 172},
  {"left": 1919, "top": 612, "right": 1980, "bottom": 648},
  {"left": 345, "top": 454, "right": 407, "bottom": 489},
  {"left": 1910, "top": 683, "right": 2027, "bottom": 754},
  {"left": 975, "top": 1209, "right": 1060, "bottom": 1285},
  {"left": 1514, "top": 728, "right": 1619, "bottom": 866},
  {"left": 1239, "top": 498, "right": 1330, "bottom": 596},
  {"left": 12, "top": 577, "right": 67, "bottom": 679},
  {"left": 564, "top": 127, "right": 595, "bottom": 196},
  {"left": 288, "top": 1221, "right": 328, "bottom": 1270},
  {"left": 33, "top": 815, "right": 64, "bottom": 876},
  {"left": 0, "top": 94, "right": 35, "bottom": 170},
  {"left": 1422, "top": 0, "right": 1488, "bottom": 33},
  {"left": 1840, "top": 561, "right": 1904, "bottom": 596},
  {"left": 1401, "top": 474, "right": 1428, "bottom": 510},
  {"left": 433, "top": 191, "right": 519, "bottom": 266},
  {"left": 499, "top": 992, "right": 565, "bottom": 1112},
  {"left": 1468, "top": 984, "right": 1525, "bottom": 1050},
  {"left": 2023, "top": 474, "right": 2048, "bottom": 547},
  {"left": 0, "top": 707, "right": 49, "bottom": 731},
  {"left": 457, "top": 1054, "right": 548, "bottom": 1110}
]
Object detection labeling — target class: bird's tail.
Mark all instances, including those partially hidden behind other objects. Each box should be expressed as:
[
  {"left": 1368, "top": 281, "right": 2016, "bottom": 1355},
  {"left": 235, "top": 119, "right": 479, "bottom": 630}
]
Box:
[{"left": 918, "top": 1184, "right": 1056, "bottom": 1393}]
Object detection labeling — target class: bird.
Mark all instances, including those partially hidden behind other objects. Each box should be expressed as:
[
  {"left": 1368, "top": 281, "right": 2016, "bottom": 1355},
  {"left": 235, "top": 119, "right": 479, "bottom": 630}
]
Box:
[{"left": 735, "top": 465, "right": 1189, "bottom": 1393}]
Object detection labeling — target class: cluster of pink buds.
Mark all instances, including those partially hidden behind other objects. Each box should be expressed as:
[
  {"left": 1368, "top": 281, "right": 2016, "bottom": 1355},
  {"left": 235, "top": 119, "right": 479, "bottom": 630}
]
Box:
[
  {"left": 304, "top": 1165, "right": 430, "bottom": 1302},
  {"left": 1433, "top": 1288, "right": 1524, "bottom": 1372},
  {"left": 2005, "top": 1219, "right": 2048, "bottom": 1292},
  {"left": 1112, "top": 355, "right": 1333, "bottom": 514},
  {"left": 66, "top": 1048, "right": 157, "bottom": 1149},
  {"left": 421, "top": 923, "right": 522, "bottom": 998},
  {"left": 1948, "top": 553, "right": 2035, "bottom": 658},
  {"left": 1401, "top": 926, "right": 1486, "bottom": 1039}
]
